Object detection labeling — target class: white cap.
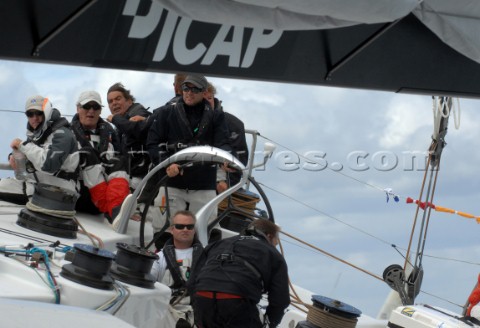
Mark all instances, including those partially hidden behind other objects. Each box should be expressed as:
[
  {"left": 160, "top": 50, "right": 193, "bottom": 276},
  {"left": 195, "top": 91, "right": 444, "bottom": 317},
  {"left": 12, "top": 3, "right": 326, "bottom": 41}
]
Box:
[
  {"left": 25, "top": 95, "right": 47, "bottom": 111},
  {"left": 77, "top": 91, "right": 103, "bottom": 106}
]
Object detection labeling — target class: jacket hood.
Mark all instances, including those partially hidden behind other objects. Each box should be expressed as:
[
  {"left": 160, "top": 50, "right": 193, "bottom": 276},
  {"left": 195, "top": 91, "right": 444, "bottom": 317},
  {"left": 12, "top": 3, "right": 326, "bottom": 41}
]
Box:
[{"left": 26, "top": 100, "right": 61, "bottom": 141}]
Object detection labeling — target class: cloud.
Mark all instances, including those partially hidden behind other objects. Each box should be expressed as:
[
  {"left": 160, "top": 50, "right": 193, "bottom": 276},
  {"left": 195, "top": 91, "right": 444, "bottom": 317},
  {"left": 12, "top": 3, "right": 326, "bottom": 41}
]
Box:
[
  {"left": 1, "top": 60, "right": 480, "bottom": 319},
  {"left": 379, "top": 96, "right": 431, "bottom": 148}
]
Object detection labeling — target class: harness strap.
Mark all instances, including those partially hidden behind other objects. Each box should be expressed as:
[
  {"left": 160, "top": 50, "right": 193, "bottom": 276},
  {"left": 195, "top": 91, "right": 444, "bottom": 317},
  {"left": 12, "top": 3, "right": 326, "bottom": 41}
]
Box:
[
  {"left": 71, "top": 118, "right": 112, "bottom": 158},
  {"left": 196, "top": 291, "right": 243, "bottom": 299},
  {"left": 165, "top": 142, "right": 203, "bottom": 153},
  {"left": 32, "top": 116, "right": 70, "bottom": 146},
  {"left": 55, "top": 170, "right": 79, "bottom": 181},
  {"left": 214, "top": 236, "right": 266, "bottom": 292},
  {"left": 164, "top": 243, "right": 186, "bottom": 290}
]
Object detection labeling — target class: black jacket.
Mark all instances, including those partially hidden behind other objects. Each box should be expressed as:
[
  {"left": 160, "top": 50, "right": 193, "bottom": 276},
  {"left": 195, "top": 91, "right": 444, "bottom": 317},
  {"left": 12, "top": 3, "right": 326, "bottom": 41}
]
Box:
[
  {"left": 212, "top": 98, "right": 248, "bottom": 167},
  {"left": 191, "top": 231, "right": 290, "bottom": 326},
  {"left": 111, "top": 103, "right": 151, "bottom": 177},
  {"left": 146, "top": 98, "right": 231, "bottom": 190}
]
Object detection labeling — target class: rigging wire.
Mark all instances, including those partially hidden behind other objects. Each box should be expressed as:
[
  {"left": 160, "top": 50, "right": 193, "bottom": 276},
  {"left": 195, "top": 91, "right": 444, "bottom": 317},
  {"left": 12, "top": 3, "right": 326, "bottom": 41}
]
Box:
[
  {"left": 258, "top": 182, "right": 393, "bottom": 247},
  {"left": 236, "top": 183, "right": 480, "bottom": 299},
  {"left": 278, "top": 214, "right": 467, "bottom": 310},
  {"left": 257, "top": 96, "right": 474, "bottom": 309},
  {"left": 259, "top": 134, "right": 386, "bottom": 193},
  {"left": 255, "top": 120, "right": 479, "bottom": 307},
  {"left": 251, "top": 153, "right": 476, "bottom": 309},
  {"left": 0, "top": 97, "right": 470, "bottom": 311},
  {"left": 259, "top": 131, "right": 478, "bottom": 224},
  {"left": 258, "top": 132, "right": 475, "bottom": 220},
  {"left": 403, "top": 150, "right": 431, "bottom": 271},
  {"left": 0, "top": 109, "right": 27, "bottom": 114},
  {"left": 259, "top": 181, "right": 480, "bottom": 267},
  {"left": 0, "top": 108, "right": 75, "bottom": 117},
  {"left": 407, "top": 97, "right": 451, "bottom": 271},
  {"left": 277, "top": 221, "right": 467, "bottom": 315},
  {"left": 256, "top": 98, "right": 473, "bottom": 224},
  {"left": 0, "top": 227, "right": 70, "bottom": 246}
]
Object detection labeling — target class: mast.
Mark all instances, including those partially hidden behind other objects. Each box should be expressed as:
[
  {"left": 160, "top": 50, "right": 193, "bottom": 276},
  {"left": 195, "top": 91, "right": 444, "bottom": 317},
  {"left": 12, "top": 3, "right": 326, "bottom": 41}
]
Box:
[{"left": 383, "top": 96, "right": 452, "bottom": 306}]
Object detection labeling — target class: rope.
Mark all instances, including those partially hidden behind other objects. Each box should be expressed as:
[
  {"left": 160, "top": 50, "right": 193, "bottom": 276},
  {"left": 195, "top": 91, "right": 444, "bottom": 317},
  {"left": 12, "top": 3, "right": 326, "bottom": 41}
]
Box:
[
  {"left": 288, "top": 299, "right": 308, "bottom": 314},
  {"left": 74, "top": 216, "right": 104, "bottom": 248},
  {"left": 432, "top": 96, "right": 460, "bottom": 139},
  {"left": 274, "top": 189, "right": 469, "bottom": 313},
  {"left": 432, "top": 96, "right": 449, "bottom": 140},
  {"left": 278, "top": 238, "right": 308, "bottom": 314},
  {"left": 218, "top": 191, "right": 259, "bottom": 213},
  {"left": 306, "top": 304, "right": 358, "bottom": 328},
  {"left": 280, "top": 230, "right": 383, "bottom": 282},
  {"left": 254, "top": 182, "right": 473, "bottom": 316},
  {"left": 25, "top": 201, "right": 76, "bottom": 219},
  {"left": 22, "top": 200, "right": 104, "bottom": 248},
  {"left": 267, "top": 183, "right": 475, "bottom": 312},
  {"left": 262, "top": 178, "right": 480, "bottom": 266},
  {"left": 258, "top": 120, "right": 475, "bottom": 310}
]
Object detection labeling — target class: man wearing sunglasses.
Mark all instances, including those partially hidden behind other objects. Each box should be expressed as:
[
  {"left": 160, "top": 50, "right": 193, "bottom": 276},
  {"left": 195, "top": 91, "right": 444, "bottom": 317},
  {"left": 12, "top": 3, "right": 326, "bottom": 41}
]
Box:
[
  {"left": 146, "top": 74, "right": 231, "bottom": 236},
  {"left": 0, "top": 95, "right": 78, "bottom": 205},
  {"left": 151, "top": 210, "right": 203, "bottom": 328},
  {"left": 70, "top": 91, "right": 130, "bottom": 222}
]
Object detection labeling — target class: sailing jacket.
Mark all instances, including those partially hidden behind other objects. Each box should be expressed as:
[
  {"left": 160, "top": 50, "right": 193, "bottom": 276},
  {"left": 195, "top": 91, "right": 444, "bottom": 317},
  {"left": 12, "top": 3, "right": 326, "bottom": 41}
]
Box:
[
  {"left": 19, "top": 104, "right": 79, "bottom": 192},
  {"left": 146, "top": 97, "right": 231, "bottom": 190},
  {"left": 212, "top": 98, "right": 249, "bottom": 166},
  {"left": 70, "top": 114, "right": 129, "bottom": 217},
  {"left": 191, "top": 231, "right": 290, "bottom": 326},
  {"left": 110, "top": 103, "right": 151, "bottom": 178}
]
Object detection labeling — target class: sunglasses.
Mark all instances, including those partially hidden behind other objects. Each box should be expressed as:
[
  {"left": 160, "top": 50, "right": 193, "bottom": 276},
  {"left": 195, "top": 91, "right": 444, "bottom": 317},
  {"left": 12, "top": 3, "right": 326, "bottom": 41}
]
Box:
[
  {"left": 182, "top": 85, "right": 203, "bottom": 94},
  {"left": 26, "top": 111, "right": 44, "bottom": 118},
  {"left": 82, "top": 103, "right": 102, "bottom": 111},
  {"left": 173, "top": 224, "right": 195, "bottom": 230}
]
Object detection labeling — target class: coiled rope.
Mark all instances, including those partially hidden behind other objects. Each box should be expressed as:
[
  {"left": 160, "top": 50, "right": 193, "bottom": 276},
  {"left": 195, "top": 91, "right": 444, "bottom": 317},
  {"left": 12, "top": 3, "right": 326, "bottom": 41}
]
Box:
[
  {"left": 218, "top": 191, "right": 259, "bottom": 213},
  {"left": 26, "top": 201, "right": 76, "bottom": 219},
  {"left": 432, "top": 96, "right": 460, "bottom": 138},
  {"left": 306, "top": 304, "right": 358, "bottom": 328}
]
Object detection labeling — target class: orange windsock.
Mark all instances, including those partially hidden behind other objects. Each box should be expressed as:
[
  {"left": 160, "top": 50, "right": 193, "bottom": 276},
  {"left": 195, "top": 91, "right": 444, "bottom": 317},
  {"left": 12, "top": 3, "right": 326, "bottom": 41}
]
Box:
[
  {"left": 434, "top": 205, "right": 455, "bottom": 214},
  {"left": 456, "top": 211, "right": 475, "bottom": 219}
]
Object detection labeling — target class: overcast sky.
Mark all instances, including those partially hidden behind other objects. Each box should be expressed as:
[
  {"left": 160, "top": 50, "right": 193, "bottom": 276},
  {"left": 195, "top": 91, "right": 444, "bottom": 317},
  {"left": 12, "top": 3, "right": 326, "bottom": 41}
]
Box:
[{"left": 1, "top": 59, "right": 480, "bottom": 318}]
